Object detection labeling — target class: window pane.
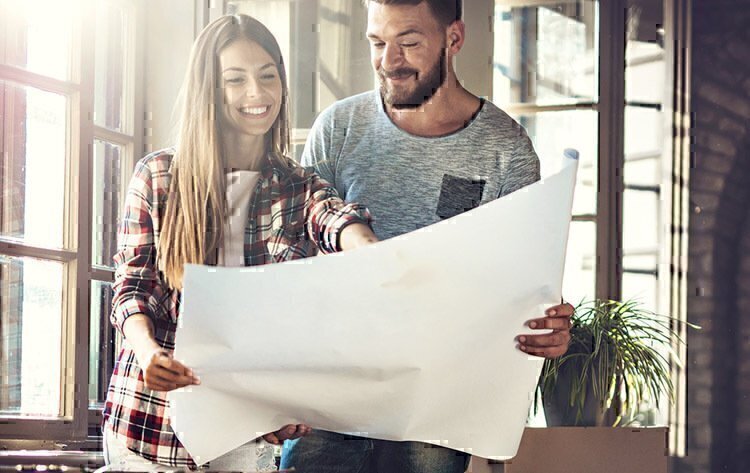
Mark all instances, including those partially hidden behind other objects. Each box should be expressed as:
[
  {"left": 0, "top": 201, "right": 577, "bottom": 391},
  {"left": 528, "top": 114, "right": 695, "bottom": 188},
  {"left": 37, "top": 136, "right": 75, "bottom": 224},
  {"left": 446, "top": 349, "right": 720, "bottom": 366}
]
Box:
[
  {"left": 623, "top": 188, "right": 659, "bottom": 251},
  {"left": 0, "top": 81, "right": 67, "bottom": 249},
  {"left": 2, "top": 0, "right": 77, "bottom": 81},
  {"left": 89, "top": 280, "right": 115, "bottom": 405},
  {"left": 513, "top": 110, "right": 598, "bottom": 216},
  {"left": 94, "top": 2, "right": 132, "bottom": 133},
  {"left": 622, "top": 254, "right": 658, "bottom": 310},
  {"left": 0, "top": 255, "right": 63, "bottom": 417},
  {"left": 92, "top": 141, "right": 123, "bottom": 268},
  {"left": 624, "top": 153, "right": 660, "bottom": 187},
  {"left": 493, "top": 1, "right": 598, "bottom": 106},
  {"left": 625, "top": 106, "right": 663, "bottom": 157},
  {"left": 625, "top": 41, "right": 664, "bottom": 104},
  {"left": 625, "top": 2, "right": 664, "bottom": 104},
  {"left": 623, "top": 2, "right": 669, "bottom": 429},
  {"left": 562, "top": 221, "right": 596, "bottom": 304}
]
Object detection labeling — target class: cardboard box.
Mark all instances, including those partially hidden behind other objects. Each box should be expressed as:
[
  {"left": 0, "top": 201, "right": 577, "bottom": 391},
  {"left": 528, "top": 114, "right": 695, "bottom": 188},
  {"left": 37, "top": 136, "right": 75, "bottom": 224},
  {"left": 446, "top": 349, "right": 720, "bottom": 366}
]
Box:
[{"left": 498, "top": 427, "right": 668, "bottom": 473}]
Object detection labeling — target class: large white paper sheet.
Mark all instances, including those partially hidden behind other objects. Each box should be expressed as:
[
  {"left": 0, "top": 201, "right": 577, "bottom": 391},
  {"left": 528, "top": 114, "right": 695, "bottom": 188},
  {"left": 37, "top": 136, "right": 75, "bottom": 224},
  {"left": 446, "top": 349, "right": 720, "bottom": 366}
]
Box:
[{"left": 169, "top": 156, "right": 578, "bottom": 465}]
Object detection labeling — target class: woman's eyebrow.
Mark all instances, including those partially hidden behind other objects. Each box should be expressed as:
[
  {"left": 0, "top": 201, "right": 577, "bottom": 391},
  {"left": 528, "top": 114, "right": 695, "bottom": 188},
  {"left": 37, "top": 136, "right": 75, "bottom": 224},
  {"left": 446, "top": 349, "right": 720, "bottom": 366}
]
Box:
[{"left": 259, "top": 63, "right": 276, "bottom": 71}]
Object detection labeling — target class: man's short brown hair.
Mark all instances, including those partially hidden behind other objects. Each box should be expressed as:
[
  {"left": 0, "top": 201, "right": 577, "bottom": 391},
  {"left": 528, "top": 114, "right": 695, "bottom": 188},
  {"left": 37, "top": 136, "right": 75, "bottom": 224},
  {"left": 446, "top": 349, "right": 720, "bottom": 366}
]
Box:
[{"left": 363, "top": 0, "right": 462, "bottom": 27}]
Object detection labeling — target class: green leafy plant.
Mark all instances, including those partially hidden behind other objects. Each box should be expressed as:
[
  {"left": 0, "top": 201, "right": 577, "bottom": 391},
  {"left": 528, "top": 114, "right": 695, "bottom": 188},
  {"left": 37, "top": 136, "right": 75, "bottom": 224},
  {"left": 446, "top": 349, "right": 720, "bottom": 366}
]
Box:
[{"left": 534, "top": 299, "right": 699, "bottom": 426}]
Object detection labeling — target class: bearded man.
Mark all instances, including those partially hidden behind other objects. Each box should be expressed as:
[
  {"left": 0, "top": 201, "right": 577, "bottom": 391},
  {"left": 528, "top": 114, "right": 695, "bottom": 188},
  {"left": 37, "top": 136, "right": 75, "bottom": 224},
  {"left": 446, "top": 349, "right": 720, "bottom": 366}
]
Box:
[{"left": 281, "top": 1, "right": 574, "bottom": 472}]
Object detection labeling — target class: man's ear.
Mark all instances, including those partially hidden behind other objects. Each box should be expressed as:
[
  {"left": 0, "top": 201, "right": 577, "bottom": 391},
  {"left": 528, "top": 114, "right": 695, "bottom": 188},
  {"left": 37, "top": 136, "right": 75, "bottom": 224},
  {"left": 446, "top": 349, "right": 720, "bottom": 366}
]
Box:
[{"left": 446, "top": 20, "right": 465, "bottom": 53}]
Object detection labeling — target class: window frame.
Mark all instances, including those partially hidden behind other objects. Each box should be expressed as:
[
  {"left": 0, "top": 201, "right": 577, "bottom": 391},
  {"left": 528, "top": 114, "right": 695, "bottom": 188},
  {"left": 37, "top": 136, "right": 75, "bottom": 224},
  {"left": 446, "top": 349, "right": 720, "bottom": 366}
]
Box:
[
  {"left": 85, "top": 0, "right": 144, "bottom": 433},
  {"left": 0, "top": 0, "right": 93, "bottom": 441},
  {"left": 497, "top": 0, "right": 689, "bottom": 455},
  {"left": 0, "top": 0, "right": 143, "bottom": 445}
]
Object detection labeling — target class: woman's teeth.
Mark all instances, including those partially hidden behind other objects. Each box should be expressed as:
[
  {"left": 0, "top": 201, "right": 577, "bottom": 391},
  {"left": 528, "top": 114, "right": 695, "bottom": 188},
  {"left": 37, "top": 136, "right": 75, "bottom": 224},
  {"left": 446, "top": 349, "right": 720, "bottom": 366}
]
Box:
[{"left": 240, "top": 106, "right": 269, "bottom": 115}]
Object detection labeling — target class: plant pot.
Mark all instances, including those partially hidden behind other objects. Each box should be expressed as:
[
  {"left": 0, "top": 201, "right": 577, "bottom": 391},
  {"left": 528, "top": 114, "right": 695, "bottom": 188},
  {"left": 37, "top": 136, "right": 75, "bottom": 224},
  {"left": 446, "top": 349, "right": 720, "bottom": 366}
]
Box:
[
  {"left": 541, "top": 342, "right": 617, "bottom": 426},
  {"left": 542, "top": 364, "right": 613, "bottom": 426}
]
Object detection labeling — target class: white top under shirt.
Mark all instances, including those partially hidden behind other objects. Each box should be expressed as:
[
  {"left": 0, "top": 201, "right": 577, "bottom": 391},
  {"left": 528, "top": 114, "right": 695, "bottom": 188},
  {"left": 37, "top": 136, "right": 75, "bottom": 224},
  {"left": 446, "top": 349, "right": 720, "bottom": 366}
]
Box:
[{"left": 218, "top": 170, "right": 261, "bottom": 267}]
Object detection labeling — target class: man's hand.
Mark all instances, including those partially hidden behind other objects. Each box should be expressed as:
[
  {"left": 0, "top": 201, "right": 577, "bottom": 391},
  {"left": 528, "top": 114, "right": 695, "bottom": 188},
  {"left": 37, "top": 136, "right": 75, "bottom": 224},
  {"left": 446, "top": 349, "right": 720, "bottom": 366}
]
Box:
[
  {"left": 262, "top": 424, "right": 312, "bottom": 445},
  {"left": 140, "top": 349, "right": 201, "bottom": 392},
  {"left": 516, "top": 302, "right": 574, "bottom": 358}
]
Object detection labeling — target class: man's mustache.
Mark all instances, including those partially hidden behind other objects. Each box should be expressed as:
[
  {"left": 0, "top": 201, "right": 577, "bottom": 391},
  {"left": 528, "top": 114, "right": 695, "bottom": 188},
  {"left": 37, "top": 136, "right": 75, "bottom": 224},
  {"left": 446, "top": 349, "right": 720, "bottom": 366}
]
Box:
[{"left": 379, "top": 68, "right": 419, "bottom": 80}]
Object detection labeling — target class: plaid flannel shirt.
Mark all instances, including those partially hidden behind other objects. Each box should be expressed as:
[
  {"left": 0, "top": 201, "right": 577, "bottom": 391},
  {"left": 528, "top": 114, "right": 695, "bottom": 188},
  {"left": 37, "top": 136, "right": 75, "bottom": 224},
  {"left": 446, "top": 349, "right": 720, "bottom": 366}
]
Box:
[{"left": 102, "top": 150, "right": 371, "bottom": 468}]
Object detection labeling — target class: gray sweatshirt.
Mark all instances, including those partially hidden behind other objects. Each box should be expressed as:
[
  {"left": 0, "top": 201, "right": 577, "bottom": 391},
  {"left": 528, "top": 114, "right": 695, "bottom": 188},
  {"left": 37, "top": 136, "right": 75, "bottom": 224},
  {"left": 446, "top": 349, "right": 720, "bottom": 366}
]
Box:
[{"left": 301, "top": 91, "right": 540, "bottom": 241}]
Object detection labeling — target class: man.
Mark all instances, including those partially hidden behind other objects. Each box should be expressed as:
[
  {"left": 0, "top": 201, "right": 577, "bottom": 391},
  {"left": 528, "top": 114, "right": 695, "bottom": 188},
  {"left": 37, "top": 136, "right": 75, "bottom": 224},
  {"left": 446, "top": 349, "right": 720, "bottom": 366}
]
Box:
[{"left": 281, "top": 1, "right": 574, "bottom": 472}]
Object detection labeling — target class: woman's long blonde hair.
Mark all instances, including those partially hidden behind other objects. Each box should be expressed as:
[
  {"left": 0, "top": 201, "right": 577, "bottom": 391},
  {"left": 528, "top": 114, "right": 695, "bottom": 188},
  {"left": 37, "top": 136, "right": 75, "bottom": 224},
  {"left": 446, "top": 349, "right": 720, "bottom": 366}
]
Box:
[{"left": 158, "top": 14, "right": 293, "bottom": 289}]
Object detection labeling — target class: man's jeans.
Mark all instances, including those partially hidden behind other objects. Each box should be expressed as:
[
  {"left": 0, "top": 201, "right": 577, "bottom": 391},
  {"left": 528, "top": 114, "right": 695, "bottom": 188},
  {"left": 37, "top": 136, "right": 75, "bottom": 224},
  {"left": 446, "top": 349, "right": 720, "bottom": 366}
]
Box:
[{"left": 280, "top": 430, "right": 470, "bottom": 473}]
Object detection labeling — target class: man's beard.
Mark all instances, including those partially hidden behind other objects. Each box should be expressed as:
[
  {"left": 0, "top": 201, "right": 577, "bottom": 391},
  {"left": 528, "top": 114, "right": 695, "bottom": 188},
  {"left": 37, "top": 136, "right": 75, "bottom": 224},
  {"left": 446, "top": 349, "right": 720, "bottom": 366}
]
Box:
[{"left": 378, "top": 52, "right": 446, "bottom": 110}]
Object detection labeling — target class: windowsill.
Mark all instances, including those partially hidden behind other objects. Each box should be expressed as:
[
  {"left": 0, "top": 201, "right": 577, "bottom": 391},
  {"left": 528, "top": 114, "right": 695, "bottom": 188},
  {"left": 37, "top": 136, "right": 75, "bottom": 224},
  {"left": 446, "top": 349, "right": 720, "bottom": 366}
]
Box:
[{"left": 0, "top": 449, "right": 104, "bottom": 470}]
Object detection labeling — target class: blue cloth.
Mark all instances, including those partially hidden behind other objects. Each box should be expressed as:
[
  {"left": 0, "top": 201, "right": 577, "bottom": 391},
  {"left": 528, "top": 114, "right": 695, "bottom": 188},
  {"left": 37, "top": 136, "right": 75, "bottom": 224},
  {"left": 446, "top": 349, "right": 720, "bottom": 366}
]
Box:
[{"left": 281, "top": 430, "right": 470, "bottom": 473}]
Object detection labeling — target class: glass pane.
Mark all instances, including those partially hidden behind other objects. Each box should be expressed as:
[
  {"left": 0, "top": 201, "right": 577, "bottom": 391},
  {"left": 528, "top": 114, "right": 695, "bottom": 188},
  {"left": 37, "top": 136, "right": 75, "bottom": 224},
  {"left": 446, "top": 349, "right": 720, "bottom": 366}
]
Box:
[
  {"left": 562, "top": 221, "right": 596, "bottom": 305},
  {"left": 622, "top": 273, "right": 657, "bottom": 311},
  {"left": 89, "top": 280, "right": 115, "bottom": 405},
  {"left": 292, "top": 143, "right": 305, "bottom": 162},
  {"left": 94, "top": 3, "right": 131, "bottom": 133},
  {"left": 0, "top": 255, "right": 63, "bottom": 417},
  {"left": 623, "top": 188, "right": 659, "bottom": 252},
  {"left": 0, "top": 81, "right": 67, "bottom": 249},
  {"left": 493, "top": 1, "right": 598, "bottom": 106},
  {"left": 226, "top": 0, "right": 373, "bottom": 129},
  {"left": 92, "top": 141, "right": 123, "bottom": 268},
  {"left": 624, "top": 106, "right": 663, "bottom": 158},
  {"left": 2, "top": 0, "right": 77, "bottom": 81},
  {"left": 624, "top": 154, "right": 660, "bottom": 187},
  {"left": 625, "top": 2, "right": 664, "bottom": 104},
  {"left": 514, "top": 110, "right": 597, "bottom": 216},
  {"left": 622, "top": 254, "right": 658, "bottom": 310}
]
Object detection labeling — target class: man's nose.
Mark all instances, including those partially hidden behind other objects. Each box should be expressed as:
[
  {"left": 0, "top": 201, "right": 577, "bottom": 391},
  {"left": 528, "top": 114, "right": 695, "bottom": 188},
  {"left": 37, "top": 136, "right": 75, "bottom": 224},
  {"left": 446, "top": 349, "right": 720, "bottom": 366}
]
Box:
[{"left": 381, "top": 43, "right": 404, "bottom": 70}]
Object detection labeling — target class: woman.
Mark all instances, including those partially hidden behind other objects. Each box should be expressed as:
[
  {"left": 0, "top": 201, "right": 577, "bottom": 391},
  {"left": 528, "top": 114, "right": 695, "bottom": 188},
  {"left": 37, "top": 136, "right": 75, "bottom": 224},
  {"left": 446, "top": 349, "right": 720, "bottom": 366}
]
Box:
[{"left": 101, "top": 14, "right": 377, "bottom": 471}]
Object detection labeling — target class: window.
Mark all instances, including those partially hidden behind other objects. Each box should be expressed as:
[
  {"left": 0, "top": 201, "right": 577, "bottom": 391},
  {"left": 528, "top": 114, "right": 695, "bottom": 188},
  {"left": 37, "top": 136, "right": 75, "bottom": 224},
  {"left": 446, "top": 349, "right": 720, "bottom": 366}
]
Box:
[
  {"left": 493, "top": 0, "right": 686, "bottom": 445},
  {"left": 0, "top": 0, "right": 140, "bottom": 442},
  {"left": 0, "top": 0, "right": 89, "bottom": 439}
]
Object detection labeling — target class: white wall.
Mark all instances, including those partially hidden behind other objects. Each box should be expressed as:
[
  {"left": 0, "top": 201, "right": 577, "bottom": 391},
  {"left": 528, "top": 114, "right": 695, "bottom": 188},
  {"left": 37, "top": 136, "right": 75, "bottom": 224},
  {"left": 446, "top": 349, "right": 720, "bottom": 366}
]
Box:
[
  {"left": 143, "top": 0, "right": 196, "bottom": 153},
  {"left": 456, "top": 0, "right": 495, "bottom": 99}
]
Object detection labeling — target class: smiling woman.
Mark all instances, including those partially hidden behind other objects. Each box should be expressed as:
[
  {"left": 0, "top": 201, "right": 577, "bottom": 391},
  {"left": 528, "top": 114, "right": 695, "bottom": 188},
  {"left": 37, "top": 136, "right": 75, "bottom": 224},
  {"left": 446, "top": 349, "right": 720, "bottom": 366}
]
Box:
[
  {"left": 218, "top": 40, "right": 284, "bottom": 170},
  {"left": 98, "top": 13, "right": 377, "bottom": 472}
]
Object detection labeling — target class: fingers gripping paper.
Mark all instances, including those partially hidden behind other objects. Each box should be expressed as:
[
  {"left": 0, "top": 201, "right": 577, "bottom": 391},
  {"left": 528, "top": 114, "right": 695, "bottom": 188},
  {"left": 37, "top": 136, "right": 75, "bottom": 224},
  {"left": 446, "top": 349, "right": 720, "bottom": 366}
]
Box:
[{"left": 169, "top": 156, "right": 578, "bottom": 465}]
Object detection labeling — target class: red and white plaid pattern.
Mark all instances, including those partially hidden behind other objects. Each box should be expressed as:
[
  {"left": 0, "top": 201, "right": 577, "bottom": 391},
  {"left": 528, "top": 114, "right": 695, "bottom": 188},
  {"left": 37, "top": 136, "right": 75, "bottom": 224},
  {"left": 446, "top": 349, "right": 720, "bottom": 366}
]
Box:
[{"left": 103, "top": 150, "right": 371, "bottom": 468}]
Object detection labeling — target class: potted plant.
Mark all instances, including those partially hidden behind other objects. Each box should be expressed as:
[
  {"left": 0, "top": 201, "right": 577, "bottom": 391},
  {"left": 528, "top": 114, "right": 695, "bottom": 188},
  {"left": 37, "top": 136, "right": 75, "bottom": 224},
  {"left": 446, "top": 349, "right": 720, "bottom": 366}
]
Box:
[{"left": 534, "top": 299, "right": 699, "bottom": 427}]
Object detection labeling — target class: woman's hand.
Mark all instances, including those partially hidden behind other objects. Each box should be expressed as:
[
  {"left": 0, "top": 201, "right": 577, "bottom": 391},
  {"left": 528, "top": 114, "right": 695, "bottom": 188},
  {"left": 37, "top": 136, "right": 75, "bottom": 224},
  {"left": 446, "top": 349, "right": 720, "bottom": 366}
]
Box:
[
  {"left": 262, "top": 424, "right": 312, "bottom": 445},
  {"left": 140, "top": 348, "right": 201, "bottom": 392},
  {"left": 339, "top": 223, "right": 378, "bottom": 251},
  {"left": 121, "top": 314, "right": 200, "bottom": 392}
]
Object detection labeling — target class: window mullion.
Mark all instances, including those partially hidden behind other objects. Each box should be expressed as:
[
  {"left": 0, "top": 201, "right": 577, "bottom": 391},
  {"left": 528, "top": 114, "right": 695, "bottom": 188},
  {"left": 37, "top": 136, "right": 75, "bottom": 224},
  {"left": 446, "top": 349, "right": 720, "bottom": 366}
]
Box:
[
  {"left": 0, "top": 241, "right": 77, "bottom": 262},
  {"left": 67, "top": 0, "right": 97, "bottom": 441},
  {"left": 0, "top": 64, "right": 79, "bottom": 96},
  {"left": 596, "top": 0, "right": 626, "bottom": 301},
  {"left": 505, "top": 101, "right": 598, "bottom": 115}
]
